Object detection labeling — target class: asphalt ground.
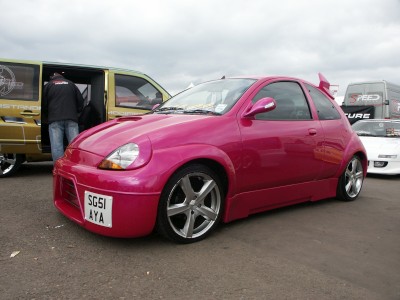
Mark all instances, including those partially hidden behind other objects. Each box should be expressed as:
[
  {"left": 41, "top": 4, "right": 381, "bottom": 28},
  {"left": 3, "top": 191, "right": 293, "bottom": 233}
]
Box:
[{"left": 1, "top": 162, "right": 399, "bottom": 299}]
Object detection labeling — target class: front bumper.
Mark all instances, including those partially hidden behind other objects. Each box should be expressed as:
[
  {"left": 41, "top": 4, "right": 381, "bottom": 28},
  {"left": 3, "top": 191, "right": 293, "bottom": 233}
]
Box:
[
  {"left": 367, "top": 160, "right": 400, "bottom": 175},
  {"left": 53, "top": 153, "right": 161, "bottom": 238}
]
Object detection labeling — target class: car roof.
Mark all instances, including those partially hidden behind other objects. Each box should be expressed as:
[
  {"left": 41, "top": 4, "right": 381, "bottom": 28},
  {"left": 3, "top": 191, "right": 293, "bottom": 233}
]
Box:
[
  {"left": 225, "top": 75, "right": 334, "bottom": 99},
  {"left": 228, "top": 75, "right": 302, "bottom": 81},
  {"left": 43, "top": 61, "right": 145, "bottom": 74}
]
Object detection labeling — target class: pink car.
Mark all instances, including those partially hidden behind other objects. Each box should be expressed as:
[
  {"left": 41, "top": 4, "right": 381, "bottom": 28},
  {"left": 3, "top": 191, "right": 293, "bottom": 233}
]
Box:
[{"left": 53, "top": 74, "right": 367, "bottom": 243}]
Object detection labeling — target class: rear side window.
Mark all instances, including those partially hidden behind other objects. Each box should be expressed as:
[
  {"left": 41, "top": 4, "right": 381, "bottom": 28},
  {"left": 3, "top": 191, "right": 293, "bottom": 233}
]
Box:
[
  {"left": 115, "top": 74, "right": 162, "bottom": 109},
  {"left": 306, "top": 84, "right": 341, "bottom": 120},
  {"left": 0, "top": 62, "right": 40, "bottom": 101},
  {"left": 251, "top": 81, "right": 311, "bottom": 120}
]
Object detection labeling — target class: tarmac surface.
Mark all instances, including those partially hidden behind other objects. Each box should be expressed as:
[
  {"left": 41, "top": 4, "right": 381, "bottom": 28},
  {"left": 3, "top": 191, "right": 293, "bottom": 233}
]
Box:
[{"left": 1, "top": 162, "right": 399, "bottom": 299}]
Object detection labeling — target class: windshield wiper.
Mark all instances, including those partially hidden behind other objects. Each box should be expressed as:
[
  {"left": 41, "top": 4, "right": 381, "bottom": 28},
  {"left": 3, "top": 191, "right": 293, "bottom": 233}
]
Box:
[
  {"left": 357, "top": 133, "right": 377, "bottom": 137},
  {"left": 183, "top": 109, "right": 221, "bottom": 116},
  {"left": 356, "top": 131, "right": 376, "bottom": 137},
  {"left": 153, "top": 107, "right": 184, "bottom": 114}
]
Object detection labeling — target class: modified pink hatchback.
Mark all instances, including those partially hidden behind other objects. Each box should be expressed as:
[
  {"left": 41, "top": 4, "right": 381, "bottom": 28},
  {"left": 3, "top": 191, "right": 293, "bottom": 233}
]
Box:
[{"left": 53, "top": 74, "right": 367, "bottom": 243}]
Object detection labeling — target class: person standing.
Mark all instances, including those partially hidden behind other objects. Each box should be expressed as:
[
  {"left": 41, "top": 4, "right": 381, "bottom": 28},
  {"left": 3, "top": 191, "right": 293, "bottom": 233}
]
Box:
[{"left": 42, "top": 72, "right": 84, "bottom": 161}]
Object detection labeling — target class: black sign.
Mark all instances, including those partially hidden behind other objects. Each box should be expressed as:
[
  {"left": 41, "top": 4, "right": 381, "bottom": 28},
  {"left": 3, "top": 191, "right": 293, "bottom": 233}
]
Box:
[{"left": 340, "top": 105, "right": 375, "bottom": 124}]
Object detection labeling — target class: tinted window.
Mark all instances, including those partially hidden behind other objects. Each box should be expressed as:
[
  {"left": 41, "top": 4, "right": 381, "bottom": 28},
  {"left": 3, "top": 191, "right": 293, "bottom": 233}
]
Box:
[
  {"left": 251, "top": 81, "right": 311, "bottom": 120},
  {"left": 0, "top": 62, "right": 40, "bottom": 101},
  {"left": 306, "top": 84, "right": 341, "bottom": 120},
  {"left": 115, "top": 75, "right": 162, "bottom": 109}
]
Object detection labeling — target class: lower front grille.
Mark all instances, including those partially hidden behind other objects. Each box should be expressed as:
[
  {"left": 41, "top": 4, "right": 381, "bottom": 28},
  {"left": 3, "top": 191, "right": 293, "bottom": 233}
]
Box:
[{"left": 60, "top": 177, "right": 79, "bottom": 208}]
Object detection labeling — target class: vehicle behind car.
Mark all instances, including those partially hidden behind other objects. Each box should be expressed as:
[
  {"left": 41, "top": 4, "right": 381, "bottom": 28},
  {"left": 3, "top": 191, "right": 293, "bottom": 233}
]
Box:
[
  {"left": 352, "top": 119, "right": 400, "bottom": 175},
  {"left": 341, "top": 80, "right": 400, "bottom": 124},
  {"left": 0, "top": 58, "right": 170, "bottom": 177}
]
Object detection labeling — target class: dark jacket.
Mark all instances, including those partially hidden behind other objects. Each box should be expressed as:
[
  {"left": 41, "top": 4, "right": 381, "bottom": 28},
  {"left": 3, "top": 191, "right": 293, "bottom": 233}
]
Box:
[{"left": 42, "top": 75, "right": 84, "bottom": 123}]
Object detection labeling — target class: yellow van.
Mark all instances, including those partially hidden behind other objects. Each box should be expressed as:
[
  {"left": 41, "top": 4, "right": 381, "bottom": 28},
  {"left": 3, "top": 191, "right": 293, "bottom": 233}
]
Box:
[{"left": 0, "top": 58, "right": 170, "bottom": 177}]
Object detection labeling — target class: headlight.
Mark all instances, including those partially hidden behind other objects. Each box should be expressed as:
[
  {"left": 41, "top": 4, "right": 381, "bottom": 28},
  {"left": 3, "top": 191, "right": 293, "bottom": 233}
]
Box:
[
  {"left": 98, "top": 143, "right": 139, "bottom": 170},
  {"left": 378, "top": 154, "right": 397, "bottom": 159}
]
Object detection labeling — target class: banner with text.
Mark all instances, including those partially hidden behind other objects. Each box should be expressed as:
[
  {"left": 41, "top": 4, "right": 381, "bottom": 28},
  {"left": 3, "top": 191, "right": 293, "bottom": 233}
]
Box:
[{"left": 340, "top": 105, "right": 375, "bottom": 124}]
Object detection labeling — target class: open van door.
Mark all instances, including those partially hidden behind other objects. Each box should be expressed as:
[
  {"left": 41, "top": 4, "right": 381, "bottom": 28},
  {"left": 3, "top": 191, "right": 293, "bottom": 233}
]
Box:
[
  {"left": 40, "top": 64, "right": 106, "bottom": 152},
  {"left": 107, "top": 71, "right": 168, "bottom": 119}
]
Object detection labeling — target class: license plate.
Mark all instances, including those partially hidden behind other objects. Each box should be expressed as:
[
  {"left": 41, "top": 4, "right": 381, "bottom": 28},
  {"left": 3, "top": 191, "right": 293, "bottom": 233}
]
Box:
[{"left": 84, "top": 191, "right": 113, "bottom": 227}]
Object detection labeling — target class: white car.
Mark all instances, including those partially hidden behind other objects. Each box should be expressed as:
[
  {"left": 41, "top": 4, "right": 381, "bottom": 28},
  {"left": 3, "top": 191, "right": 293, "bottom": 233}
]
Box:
[{"left": 352, "top": 119, "right": 400, "bottom": 175}]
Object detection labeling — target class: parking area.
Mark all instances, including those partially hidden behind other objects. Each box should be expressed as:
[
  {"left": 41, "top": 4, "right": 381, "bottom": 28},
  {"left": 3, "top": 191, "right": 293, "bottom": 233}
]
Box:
[{"left": 0, "top": 162, "right": 399, "bottom": 299}]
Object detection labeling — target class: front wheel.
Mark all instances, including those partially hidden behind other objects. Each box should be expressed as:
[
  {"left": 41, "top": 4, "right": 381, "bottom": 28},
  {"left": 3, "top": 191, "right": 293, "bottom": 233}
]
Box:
[
  {"left": 0, "top": 153, "right": 24, "bottom": 178},
  {"left": 156, "top": 164, "right": 224, "bottom": 243},
  {"left": 336, "top": 155, "right": 364, "bottom": 201}
]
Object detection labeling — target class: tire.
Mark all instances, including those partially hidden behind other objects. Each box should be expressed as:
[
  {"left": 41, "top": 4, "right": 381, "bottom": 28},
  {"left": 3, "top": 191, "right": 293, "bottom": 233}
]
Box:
[
  {"left": 156, "top": 164, "right": 224, "bottom": 243},
  {"left": 0, "top": 153, "right": 24, "bottom": 178},
  {"left": 336, "top": 155, "right": 364, "bottom": 201}
]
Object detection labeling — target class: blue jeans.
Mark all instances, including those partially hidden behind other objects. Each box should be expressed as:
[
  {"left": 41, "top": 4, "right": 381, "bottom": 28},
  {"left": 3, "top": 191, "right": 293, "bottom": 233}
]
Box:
[{"left": 49, "top": 120, "right": 79, "bottom": 161}]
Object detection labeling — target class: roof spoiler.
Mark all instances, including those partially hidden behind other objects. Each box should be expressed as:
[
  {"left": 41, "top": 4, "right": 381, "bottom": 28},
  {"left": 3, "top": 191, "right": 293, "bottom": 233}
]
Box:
[{"left": 318, "top": 73, "right": 334, "bottom": 100}]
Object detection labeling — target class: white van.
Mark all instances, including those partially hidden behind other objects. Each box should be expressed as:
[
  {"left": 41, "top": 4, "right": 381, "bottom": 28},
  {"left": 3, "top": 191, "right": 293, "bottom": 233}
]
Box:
[{"left": 341, "top": 80, "right": 400, "bottom": 123}]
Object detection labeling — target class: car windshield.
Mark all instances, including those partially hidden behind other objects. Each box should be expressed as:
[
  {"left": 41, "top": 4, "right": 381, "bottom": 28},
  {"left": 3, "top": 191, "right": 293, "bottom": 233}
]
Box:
[
  {"left": 352, "top": 121, "right": 400, "bottom": 137},
  {"left": 154, "top": 78, "right": 256, "bottom": 115}
]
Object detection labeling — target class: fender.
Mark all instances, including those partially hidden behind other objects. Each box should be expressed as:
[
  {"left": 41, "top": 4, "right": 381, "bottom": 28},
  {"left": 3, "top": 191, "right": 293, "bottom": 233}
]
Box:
[
  {"left": 334, "top": 133, "right": 368, "bottom": 178},
  {"left": 151, "top": 143, "right": 238, "bottom": 197}
]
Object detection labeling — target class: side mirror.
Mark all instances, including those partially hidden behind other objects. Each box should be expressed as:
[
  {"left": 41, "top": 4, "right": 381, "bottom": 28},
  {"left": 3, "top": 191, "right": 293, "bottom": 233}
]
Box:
[
  {"left": 243, "top": 97, "right": 277, "bottom": 118},
  {"left": 152, "top": 103, "right": 161, "bottom": 110}
]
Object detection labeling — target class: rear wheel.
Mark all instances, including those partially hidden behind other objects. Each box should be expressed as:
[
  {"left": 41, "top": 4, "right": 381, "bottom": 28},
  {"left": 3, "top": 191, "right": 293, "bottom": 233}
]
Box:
[
  {"left": 0, "top": 153, "right": 24, "bottom": 178},
  {"left": 336, "top": 155, "right": 364, "bottom": 201},
  {"left": 156, "top": 164, "right": 224, "bottom": 243}
]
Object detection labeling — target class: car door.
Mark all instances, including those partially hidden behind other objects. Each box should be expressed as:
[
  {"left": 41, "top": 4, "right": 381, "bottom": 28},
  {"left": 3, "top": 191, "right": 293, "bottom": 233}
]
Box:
[
  {"left": 0, "top": 60, "right": 42, "bottom": 154},
  {"left": 304, "top": 83, "right": 347, "bottom": 178},
  {"left": 107, "top": 72, "right": 169, "bottom": 120},
  {"left": 238, "top": 80, "right": 324, "bottom": 199}
]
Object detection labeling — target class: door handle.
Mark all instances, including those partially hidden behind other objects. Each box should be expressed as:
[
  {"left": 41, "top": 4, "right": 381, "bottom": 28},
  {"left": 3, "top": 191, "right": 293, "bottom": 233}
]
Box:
[
  {"left": 20, "top": 110, "right": 40, "bottom": 116},
  {"left": 308, "top": 128, "right": 317, "bottom": 135}
]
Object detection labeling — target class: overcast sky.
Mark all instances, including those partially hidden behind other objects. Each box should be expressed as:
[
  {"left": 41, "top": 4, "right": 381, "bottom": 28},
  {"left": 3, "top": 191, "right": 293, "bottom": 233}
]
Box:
[{"left": 1, "top": 0, "right": 400, "bottom": 96}]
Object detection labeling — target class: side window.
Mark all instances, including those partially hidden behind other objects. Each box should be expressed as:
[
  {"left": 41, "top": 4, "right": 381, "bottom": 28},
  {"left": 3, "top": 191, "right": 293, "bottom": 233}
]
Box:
[
  {"left": 306, "top": 84, "right": 341, "bottom": 120},
  {"left": 0, "top": 62, "right": 40, "bottom": 101},
  {"left": 115, "top": 74, "right": 162, "bottom": 109},
  {"left": 251, "top": 81, "right": 311, "bottom": 120}
]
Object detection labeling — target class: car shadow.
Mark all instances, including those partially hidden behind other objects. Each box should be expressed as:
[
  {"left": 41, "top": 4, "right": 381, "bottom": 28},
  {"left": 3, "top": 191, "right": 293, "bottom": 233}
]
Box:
[
  {"left": 366, "top": 173, "right": 400, "bottom": 180},
  {"left": 215, "top": 197, "right": 338, "bottom": 232},
  {"left": 11, "top": 162, "right": 54, "bottom": 178},
  {"left": 74, "top": 197, "right": 340, "bottom": 248}
]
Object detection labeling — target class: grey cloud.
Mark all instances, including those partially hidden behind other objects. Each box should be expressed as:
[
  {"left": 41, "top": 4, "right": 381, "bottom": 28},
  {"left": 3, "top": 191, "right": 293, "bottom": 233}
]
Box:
[{"left": 1, "top": 0, "right": 400, "bottom": 95}]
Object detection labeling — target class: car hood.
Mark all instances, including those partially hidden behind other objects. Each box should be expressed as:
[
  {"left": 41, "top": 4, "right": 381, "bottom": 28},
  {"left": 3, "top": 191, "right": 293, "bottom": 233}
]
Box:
[
  {"left": 72, "top": 114, "right": 226, "bottom": 156},
  {"left": 359, "top": 136, "right": 400, "bottom": 155}
]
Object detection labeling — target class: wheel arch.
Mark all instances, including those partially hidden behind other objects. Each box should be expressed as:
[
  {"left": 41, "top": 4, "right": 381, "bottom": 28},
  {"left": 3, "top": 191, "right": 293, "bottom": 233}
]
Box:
[
  {"left": 335, "top": 135, "right": 368, "bottom": 178},
  {"left": 354, "top": 150, "right": 368, "bottom": 176},
  {"left": 172, "top": 158, "right": 230, "bottom": 198},
  {"left": 153, "top": 144, "right": 237, "bottom": 200}
]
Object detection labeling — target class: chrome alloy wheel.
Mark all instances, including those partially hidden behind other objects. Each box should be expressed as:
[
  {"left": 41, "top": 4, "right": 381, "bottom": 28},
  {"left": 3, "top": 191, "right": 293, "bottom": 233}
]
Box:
[
  {"left": 166, "top": 172, "right": 222, "bottom": 239},
  {"left": 0, "top": 153, "right": 23, "bottom": 178},
  {"left": 344, "top": 157, "right": 364, "bottom": 198}
]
